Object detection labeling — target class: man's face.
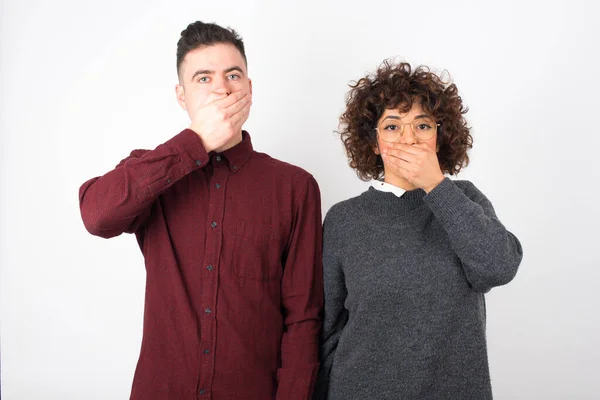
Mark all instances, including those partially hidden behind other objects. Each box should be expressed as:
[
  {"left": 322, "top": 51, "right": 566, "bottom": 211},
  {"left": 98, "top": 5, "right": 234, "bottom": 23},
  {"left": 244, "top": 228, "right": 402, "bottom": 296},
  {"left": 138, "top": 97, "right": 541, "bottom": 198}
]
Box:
[{"left": 176, "top": 43, "right": 252, "bottom": 119}]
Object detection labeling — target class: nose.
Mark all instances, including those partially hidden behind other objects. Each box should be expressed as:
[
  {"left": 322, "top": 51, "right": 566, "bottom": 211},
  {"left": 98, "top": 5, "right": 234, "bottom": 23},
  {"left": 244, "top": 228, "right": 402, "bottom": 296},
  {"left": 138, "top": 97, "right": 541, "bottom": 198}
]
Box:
[
  {"left": 399, "top": 124, "right": 417, "bottom": 145},
  {"left": 212, "top": 76, "right": 232, "bottom": 95},
  {"left": 213, "top": 87, "right": 229, "bottom": 95}
]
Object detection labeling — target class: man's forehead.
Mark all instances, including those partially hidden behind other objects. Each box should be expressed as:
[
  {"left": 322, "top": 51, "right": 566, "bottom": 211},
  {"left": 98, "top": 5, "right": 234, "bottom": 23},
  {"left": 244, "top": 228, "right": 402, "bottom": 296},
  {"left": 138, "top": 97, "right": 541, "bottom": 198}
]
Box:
[{"left": 182, "top": 44, "right": 246, "bottom": 74}]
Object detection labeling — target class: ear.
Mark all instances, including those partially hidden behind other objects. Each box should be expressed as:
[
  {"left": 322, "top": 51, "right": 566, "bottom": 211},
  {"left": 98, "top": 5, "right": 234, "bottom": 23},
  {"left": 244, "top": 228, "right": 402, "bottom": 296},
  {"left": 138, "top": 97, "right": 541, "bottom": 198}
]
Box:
[
  {"left": 373, "top": 140, "right": 381, "bottom": 155},
  {"left": 248, "top": 78, "right": 253, "bottom": 96},
  {"left": 175, "top": 84, "right": 187, "bottom": 111}
]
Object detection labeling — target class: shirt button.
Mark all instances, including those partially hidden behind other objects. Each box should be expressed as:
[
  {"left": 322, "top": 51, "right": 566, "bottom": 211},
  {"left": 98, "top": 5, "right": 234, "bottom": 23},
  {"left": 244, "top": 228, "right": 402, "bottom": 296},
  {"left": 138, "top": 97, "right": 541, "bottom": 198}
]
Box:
[
  {"left": 216, "top": 155, "right": 222, "bottom": 161},
  {"left": 232, "top": 165, "right": 238, "bottom": 170},
  {"left": 211, "top": 222, "right": 217, "bottom": 228},
  {"left": 205, "top": 308, "right": 211, "bottom": 314},
  {"left": 195, "top": 160, "right": 202, "bottom": 166},
  {"left": 204, "top": 349, "right": 210, "bottom": 355},
  {"left": 199, "top": 389, "right": 206, "bottom": 395},
  {"left": 215, "top": 183, "right": 221, "bottom": 189},
  {"left": 206, "top": 265, "right": 214, "bottom": 271}
]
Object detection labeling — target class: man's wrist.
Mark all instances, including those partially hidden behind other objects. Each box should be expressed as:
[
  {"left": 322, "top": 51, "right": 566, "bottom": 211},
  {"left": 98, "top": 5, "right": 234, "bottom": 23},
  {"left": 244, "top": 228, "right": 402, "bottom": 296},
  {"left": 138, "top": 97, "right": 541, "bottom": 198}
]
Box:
[{"left": 190, "top": 127, "right": 216, "bottom": 153}]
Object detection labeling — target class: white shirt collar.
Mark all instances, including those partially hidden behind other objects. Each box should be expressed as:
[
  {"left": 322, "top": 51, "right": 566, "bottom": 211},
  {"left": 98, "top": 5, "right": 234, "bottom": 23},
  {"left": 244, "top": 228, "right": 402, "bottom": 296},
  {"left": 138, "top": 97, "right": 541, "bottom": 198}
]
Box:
[{"left": 371, "top": 180, "right": 407, "bottom": 198}]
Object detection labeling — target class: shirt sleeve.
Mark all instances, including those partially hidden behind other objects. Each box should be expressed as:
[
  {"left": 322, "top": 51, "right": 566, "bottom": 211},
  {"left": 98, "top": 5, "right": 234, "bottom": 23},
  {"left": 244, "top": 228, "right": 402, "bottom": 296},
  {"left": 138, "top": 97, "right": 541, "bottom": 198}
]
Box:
[
  {"left": 79, "top": 129, "right": 209, "bottom": 238},
  {"left": 312, "top": 205, "right": 348, "bottom": 400},
  {"left": 276, "top": 175, "right": 324, "bottom": 400},
  {"left": 423, "top": 178, "right": 524, "bottom": 293}
]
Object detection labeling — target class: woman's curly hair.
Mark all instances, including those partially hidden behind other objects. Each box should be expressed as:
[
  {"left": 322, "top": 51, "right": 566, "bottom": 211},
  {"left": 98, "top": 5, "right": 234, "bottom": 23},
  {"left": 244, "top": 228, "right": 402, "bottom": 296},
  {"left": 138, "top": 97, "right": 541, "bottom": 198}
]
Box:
[{"left": 339, "top": 60, "right": 473, "bottom": 181}]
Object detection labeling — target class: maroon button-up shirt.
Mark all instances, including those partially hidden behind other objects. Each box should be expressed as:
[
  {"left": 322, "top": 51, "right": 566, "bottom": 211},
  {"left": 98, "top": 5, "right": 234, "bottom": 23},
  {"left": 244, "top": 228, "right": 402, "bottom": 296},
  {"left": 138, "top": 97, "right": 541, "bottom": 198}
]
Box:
[{"left": 79, "top": 129, "right": 323, "bottom": 400}]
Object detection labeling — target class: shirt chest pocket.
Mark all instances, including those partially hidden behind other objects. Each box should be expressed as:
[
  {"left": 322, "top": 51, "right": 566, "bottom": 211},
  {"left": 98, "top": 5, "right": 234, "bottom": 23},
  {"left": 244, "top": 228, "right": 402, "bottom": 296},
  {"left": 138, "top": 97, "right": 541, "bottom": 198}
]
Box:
[{"left": 230, "top": 220, "right": 285, "bottom": 282}]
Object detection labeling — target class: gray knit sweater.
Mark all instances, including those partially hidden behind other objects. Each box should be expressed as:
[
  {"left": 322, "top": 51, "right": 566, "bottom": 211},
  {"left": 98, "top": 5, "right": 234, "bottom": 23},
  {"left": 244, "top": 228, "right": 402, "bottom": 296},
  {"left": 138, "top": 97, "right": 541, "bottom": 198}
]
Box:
[{"left": 313, "top": 178, "right": 523, "bottom": 400}]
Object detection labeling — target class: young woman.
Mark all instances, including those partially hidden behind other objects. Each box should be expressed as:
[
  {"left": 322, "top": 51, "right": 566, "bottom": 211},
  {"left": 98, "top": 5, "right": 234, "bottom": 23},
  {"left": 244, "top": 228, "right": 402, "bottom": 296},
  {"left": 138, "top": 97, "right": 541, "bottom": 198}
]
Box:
[{"left": 314, "top": 61, "right": 523, "bottom": 400}]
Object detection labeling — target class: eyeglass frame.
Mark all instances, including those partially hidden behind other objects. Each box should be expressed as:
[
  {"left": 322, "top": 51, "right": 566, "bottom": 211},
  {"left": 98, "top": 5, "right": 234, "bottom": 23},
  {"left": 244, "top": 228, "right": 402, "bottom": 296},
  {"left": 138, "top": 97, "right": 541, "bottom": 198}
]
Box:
[{"left": 373, "top": 118, "right": 441, "bottom": 143}]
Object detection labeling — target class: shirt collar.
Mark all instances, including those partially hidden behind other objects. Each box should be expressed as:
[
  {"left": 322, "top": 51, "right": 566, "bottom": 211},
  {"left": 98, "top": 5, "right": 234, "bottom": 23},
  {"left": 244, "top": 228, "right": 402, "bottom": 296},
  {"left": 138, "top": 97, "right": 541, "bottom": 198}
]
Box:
[
  {"left": 212, "top": 131, "right": 253, "bottom": 172},
  {"left": 371, "top": 180, "right": 407, "bottom": 198}
]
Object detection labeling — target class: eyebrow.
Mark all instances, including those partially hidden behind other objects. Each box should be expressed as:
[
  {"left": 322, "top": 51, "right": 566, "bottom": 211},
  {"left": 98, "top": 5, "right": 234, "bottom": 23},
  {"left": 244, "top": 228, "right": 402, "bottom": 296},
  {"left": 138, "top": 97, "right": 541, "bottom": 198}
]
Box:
[
  {"left": 382, "top": 114, "right": 431, "bottom": 122},
  {"left": 190, "top": 66, "right": 245, "bottom": 82}
]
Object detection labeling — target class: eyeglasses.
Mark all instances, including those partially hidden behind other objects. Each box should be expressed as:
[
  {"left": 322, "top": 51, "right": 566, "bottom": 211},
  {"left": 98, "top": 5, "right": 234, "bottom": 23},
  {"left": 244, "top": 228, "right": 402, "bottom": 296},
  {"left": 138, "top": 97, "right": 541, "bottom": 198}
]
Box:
[{"left": 375, "top": 117, "right": 440, "bottom": 143}]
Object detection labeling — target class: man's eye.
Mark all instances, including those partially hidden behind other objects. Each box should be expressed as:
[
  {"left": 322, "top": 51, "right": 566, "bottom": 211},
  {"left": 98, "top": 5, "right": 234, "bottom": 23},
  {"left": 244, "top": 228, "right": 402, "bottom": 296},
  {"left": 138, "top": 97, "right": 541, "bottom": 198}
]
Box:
[
  {"left": 198, "top": 77, "right": 209, "bottom": 83},
  {"left": 384, "top": 125, "right": 398, "bottom": 131},
  {"left": 417, "top": 123, "right": 432, "bottom": 130},
  {"left": 228, "top": 74, "right": 240, "bottom": 80}
]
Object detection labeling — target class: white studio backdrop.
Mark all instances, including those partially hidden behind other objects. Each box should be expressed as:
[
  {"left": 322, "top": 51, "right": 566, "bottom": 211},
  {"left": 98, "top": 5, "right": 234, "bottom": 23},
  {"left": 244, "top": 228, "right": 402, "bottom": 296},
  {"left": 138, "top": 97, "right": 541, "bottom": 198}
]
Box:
[{"left": 1, "top": 0, "right": 599, "bottom": 398}]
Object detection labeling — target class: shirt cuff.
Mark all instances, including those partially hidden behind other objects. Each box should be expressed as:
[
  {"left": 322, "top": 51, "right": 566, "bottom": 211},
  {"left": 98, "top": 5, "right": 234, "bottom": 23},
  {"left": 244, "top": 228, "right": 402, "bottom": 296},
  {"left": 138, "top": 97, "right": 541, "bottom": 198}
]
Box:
[
  {"left": 164, "top": 128, "right": 209, "bottom": 170},
  {"left": 276, "top": 363, "right": 320, "bottom": 400}
]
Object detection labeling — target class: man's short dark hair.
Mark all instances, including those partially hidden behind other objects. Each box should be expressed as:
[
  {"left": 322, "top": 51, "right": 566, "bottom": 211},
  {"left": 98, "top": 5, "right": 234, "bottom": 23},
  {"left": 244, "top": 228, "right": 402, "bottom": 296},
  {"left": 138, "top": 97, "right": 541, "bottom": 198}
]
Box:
[{"left": 176, "top": 21, "right": 247, "bottom": 78}]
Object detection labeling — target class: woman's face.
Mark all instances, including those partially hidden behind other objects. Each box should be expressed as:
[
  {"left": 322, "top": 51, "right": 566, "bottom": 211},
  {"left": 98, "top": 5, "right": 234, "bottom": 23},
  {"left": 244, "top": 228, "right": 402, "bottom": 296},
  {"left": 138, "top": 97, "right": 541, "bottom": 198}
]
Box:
[{"left": 373, "top": 102, "right": 439, "bottom": 186}]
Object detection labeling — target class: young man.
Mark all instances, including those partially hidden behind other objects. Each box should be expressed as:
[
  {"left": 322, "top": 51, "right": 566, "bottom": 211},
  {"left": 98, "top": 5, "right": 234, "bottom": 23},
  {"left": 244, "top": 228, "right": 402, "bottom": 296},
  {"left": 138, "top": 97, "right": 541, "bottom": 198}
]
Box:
[{"left": 79, "top": 21, "right": 323, "bottom": 400}]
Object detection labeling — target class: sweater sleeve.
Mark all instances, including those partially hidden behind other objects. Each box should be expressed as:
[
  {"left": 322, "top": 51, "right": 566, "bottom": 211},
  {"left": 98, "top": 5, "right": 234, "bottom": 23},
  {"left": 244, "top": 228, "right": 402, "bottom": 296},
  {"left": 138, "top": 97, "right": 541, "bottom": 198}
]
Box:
[
  {"left": 423, "top": 178, "right": 523, "bottom": 293},
  {"left": 313, "top": 206, "right": 349, "bottom": 400},
  {"left": 79, "top": 129, "right": 210, "bottom": 238}
]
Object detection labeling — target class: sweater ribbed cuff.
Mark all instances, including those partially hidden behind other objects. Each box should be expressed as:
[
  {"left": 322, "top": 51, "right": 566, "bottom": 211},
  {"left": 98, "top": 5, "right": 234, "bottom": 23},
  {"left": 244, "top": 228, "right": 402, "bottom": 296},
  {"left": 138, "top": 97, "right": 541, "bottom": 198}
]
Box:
[{"left": 423, "top": 177, "right": 482, "bottom": 230}]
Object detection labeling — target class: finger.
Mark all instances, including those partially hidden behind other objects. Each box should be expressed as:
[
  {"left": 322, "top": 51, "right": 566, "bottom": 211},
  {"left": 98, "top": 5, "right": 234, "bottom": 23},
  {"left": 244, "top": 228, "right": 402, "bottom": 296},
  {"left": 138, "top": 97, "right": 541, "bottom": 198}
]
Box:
[
  {"left": 203, "top": 92, "right": 229, "bottom": 105},
  {"left": 215, "top": 90, "right": 248, "bottom": 108},
  {"left": 396, "top": 158, "right": 413, "bottom": 173},
  {"left": 230, "top": 99, "right": 252, "bottom": 127},
  {"left": 390, "top": 143, "right": 425, "bottom": 155},
  {"left": 412, "top": 142, "right": 435, "bottom": 152},
  {"left": 382, "top": 150, "right": 406, "bottom": 168},
  {"left": 384, "top": 155, "right": 412, "bottom": 178},
  {"left": 384, "top": 148, "right": 418, "bottom": 163},
  {"left": 224, "top": 94, "right": 252, "bottom": 117}
]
